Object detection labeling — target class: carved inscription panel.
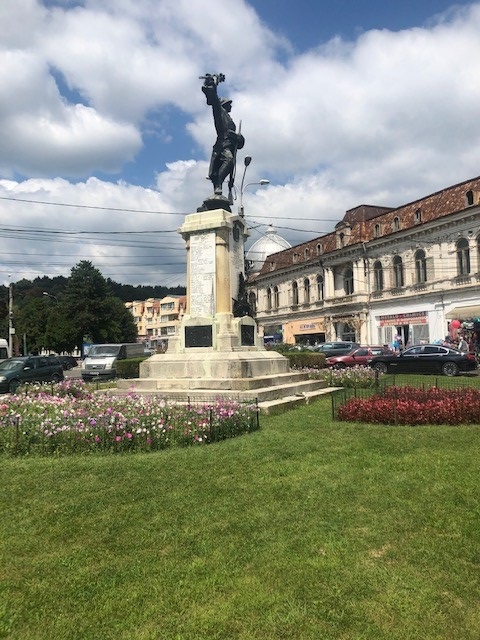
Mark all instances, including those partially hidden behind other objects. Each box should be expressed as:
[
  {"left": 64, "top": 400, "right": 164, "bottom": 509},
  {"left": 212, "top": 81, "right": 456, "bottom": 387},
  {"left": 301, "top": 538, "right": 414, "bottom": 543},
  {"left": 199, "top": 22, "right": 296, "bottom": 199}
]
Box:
[{"left": 189, "top": 232, "right": 216, "bottom": 316}]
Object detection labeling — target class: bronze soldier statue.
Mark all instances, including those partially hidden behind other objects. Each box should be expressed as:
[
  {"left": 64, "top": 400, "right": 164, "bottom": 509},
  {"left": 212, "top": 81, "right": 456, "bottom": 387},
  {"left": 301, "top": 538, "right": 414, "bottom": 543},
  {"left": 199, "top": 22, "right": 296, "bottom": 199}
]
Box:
[{"left": 199, "top": 73, "right": 245, "bottom": 210}]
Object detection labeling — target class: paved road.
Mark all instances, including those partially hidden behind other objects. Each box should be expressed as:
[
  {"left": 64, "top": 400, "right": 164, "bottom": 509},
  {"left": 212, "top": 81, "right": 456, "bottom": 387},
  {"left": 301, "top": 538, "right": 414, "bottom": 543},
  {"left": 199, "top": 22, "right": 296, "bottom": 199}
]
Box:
[{"left": 65, "top": 366, "right": 82, "bottom": 379}]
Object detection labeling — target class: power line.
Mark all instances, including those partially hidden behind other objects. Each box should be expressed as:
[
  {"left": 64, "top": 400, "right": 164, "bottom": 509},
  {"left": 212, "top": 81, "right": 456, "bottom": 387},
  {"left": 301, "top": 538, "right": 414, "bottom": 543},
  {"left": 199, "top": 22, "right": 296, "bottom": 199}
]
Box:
[{"left": 0, "top": 194, "right": 188, "bottom": 216}]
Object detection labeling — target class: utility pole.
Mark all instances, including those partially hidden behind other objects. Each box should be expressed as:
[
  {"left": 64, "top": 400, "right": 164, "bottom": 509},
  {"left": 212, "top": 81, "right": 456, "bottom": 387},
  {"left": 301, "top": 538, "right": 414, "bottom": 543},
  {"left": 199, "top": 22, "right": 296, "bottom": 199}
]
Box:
[{"left": 8, "top": 278, "right": 14, "bottom": 358}]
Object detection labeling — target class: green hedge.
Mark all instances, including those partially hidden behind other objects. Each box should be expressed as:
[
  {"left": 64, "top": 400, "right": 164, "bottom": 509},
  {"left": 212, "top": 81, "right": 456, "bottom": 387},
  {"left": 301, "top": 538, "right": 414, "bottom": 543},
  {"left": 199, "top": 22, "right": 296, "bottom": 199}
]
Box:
[
  {"left": 115, "top": 356, "right": 149, "bottom": 379},
  {"left": 285, "top": 351, "right": 326, "bottom": 369}
]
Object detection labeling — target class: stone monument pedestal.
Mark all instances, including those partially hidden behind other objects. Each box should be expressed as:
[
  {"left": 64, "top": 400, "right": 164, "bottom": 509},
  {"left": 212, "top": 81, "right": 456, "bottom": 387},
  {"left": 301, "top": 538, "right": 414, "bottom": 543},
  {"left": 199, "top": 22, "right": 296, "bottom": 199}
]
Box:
[{"left": 117, "top": 208, "right": 328, "bottom": 411}]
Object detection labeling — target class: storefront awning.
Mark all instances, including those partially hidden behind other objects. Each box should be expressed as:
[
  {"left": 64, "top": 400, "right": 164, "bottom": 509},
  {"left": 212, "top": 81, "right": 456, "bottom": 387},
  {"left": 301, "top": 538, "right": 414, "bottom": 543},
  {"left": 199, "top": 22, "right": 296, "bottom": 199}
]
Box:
[{"left": 445, "top": 305, "right": 480, "bottom": 320}]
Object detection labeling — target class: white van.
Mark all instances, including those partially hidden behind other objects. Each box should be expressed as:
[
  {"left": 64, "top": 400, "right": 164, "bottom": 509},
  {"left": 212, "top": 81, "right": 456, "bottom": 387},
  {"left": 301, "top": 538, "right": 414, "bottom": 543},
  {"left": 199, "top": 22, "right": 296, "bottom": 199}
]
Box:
[
  {"left": 0, "top": 338, "right": 8, "bottom": 361},
  {"left": 82, "top": 343, "right": 145, "bottom": 380}
]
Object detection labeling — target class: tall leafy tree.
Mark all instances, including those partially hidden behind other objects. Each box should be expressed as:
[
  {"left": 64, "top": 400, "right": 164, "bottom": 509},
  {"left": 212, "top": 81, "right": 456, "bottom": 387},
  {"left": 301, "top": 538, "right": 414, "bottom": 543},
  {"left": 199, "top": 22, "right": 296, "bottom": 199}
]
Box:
[
  {"left": 60, "top": 261, "right": 137, "bottom": 352},
  {"left": 15, "top": 295, "right": 52, "bottom": 354}
]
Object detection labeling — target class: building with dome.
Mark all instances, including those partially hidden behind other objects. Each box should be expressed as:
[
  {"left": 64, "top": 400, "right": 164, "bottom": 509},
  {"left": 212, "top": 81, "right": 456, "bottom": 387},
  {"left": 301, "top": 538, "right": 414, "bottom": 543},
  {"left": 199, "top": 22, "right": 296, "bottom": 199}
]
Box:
[
  {"left": 245, "top": 225, "right": 291, "bottom": 342},
  {"left": 245, "top": 225, "right": 291, "bottom": 275}
]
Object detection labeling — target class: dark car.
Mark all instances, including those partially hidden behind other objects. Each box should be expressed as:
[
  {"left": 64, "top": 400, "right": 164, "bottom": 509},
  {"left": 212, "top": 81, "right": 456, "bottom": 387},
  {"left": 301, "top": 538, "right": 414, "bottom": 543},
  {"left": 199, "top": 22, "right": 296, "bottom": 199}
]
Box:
[
  {"left": 325, "top": 346, "right": 393, "bottom": 369},
  {"left": 0, "top": 356, "right": 64, "bottom": 393},
  {"left": 56, "top": 355, "right": 78, "bottom": 370},
  {"left": 312, "top": 341, "right": 360, "bottom": 358},
  {"left": 368, "top": 344, "right": 478, "bottom": 377}
]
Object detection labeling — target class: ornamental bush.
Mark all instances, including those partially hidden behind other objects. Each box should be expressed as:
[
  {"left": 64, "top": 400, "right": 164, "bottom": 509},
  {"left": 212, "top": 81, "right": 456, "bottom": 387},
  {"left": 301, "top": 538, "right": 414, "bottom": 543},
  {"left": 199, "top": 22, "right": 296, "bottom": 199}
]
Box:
[
  {"left": 338, "top": 386, "right": 480, "bottom": 425},
  {"left": 0, "top": 382, "right": 259, "bottom": 457}
]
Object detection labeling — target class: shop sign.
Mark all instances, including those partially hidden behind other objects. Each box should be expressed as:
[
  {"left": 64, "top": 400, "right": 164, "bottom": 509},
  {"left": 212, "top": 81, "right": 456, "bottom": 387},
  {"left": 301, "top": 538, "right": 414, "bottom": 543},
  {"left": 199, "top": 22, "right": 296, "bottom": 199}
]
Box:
[{"left": 378, "top": 311, "right": 427, "bottom": 327}]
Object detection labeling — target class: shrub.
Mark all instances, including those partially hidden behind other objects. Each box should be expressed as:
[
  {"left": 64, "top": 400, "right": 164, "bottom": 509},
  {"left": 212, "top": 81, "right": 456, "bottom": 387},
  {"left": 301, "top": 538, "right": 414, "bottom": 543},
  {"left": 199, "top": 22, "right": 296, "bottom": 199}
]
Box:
[
  {"left": 116, "top": 356, "right": 148, "bottom": 378},
  {"left": 287, "top": 351, "right": 326, "bottom": 369},
  {"left": 338, "top": 385, "right": 480, "bottom": 425}
]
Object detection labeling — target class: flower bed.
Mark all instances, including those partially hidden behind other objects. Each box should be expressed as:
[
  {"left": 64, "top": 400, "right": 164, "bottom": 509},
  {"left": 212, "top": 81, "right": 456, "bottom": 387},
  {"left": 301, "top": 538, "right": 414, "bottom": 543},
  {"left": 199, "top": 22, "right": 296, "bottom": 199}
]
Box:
[
  {"left": 0, "top": 380, "right": 259, "bottom": 456},
  {"left": 338, "top": 385, "right": 480, "bottom": 425},
  {"left": 298, "top": 364, "right": 380, "bottom": 389}
]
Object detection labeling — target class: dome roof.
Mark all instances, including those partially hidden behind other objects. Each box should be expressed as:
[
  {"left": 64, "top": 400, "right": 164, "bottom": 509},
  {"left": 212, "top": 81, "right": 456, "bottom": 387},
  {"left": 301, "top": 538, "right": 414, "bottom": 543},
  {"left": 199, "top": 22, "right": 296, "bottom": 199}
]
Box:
[{"left": 246, "top": 225, "right": 291, "bottom": 274}]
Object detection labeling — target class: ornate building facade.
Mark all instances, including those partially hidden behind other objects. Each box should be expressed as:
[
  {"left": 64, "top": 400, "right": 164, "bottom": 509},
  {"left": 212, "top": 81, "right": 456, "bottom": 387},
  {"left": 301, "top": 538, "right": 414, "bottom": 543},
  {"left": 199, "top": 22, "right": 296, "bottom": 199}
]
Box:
[{"left": 248, "top": 176, "right": 480, "bottom": 347}]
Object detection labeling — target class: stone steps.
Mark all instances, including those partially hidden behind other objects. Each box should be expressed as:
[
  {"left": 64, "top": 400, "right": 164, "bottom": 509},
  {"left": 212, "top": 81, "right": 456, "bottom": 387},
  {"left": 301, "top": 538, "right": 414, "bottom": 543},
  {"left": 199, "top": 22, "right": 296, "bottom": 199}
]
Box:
[{"left": 112, "top": 377, "right": 339, "bottom": 414}]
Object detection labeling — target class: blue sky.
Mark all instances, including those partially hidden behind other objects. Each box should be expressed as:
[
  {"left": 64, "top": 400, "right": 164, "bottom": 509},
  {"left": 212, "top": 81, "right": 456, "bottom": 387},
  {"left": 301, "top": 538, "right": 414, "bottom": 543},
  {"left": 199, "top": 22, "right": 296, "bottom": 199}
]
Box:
[{"left": 0, "top": 0, "right": 479, "bottom": 285}]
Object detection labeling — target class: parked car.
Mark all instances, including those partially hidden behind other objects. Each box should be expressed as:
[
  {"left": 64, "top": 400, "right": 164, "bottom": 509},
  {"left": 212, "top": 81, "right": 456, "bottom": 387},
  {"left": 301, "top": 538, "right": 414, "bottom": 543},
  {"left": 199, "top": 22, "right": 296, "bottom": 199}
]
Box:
[
  {"left": 311, "top": 341, "right": 360, "bottom": 358},
  {"left": 0, "top": 356, "right": 64, "bottom": 393},
  {"left": 325, "top": 346, "right": 393, "bottom": 368},
  {"left": 56, "top": 355, "right": 78, "bottom": 370},
  {"left": 367, "top": 344, "right": 478, "bottom": 377}
]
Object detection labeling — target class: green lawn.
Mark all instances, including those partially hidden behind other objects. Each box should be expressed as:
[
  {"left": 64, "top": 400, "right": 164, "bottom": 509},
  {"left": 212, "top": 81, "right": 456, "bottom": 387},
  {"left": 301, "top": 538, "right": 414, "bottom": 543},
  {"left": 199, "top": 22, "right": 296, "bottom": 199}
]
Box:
[{"left": 1, "top": 396, "right": 480, "bottom": 639}]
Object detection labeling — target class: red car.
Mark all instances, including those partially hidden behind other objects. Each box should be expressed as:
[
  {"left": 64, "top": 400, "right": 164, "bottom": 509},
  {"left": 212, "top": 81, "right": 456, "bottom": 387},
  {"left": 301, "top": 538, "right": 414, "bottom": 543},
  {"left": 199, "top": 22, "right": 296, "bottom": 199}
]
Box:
[{"left": 325, "top": 346, "right": 393, "bottom": 369}]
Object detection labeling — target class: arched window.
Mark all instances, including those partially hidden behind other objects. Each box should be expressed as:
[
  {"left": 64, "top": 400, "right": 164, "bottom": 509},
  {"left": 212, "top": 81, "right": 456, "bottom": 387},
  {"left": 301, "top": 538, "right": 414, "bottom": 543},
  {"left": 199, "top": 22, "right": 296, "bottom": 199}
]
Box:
[
  {"left": 316, "top": 243, "right": 323, "bottom": 256},
  {"left": 414, "top": 209, "right": 422, "bottom": 224},
  {"left": 393, "top": 217, "right": 400, "bottom": 231},
  {"left": 292, "top": 281, "right": 299, "bottom": 305},
  {"left": 273, "top": 285, "right": 280, "bottom": 309},
  {"left": 338, "top": 232, "right": 345, "bottom": 248},
  {"left": 317, "top": 274, "right": 324, "bottom": 300},
  {"left": 393, "top": 255, "right": 404, "bottom": 288},
  {"left": 248, "top": 292, "right": 256, "bottom": 314},
  {"left": 456, "top": 238, "right": 471, "bottom": 275},
  {"left": 466, "top": 190, "right": 475, "bottom": 206},
  {"left": 304, "top": 278, "right": 310, "bottom": 303},
  {"left": 415, "top": 249, "right": 427, "bottom": 283},
  {"left": 266, "top": 287, "right": 272, "bottom": 311},
  {"left": 373, "top": 260, "right": 384, "bottom": 292},
  {"left": 374, "top": 223, "right": 381, "bottom": 238},
  {"left": 344, "top": 267, "right": 354, "bottom": 295},
  {"left": 304, "top": 248, "right": 310, "bottom": 259}
]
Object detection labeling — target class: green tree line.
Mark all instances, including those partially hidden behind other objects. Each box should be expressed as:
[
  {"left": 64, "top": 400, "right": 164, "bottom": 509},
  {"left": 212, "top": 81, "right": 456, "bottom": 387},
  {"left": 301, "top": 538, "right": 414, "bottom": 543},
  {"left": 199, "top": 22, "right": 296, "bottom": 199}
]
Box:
[{"left": 2, "top": 261, "right": 186, "bottom": 355}]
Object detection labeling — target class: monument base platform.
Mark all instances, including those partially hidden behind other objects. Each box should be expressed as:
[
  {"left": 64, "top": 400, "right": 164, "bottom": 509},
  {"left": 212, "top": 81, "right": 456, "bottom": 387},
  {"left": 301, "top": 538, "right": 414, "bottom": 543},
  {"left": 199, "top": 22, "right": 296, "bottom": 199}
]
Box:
[{"left": 115, "top": 352, "right": 331, "bottom": 414}]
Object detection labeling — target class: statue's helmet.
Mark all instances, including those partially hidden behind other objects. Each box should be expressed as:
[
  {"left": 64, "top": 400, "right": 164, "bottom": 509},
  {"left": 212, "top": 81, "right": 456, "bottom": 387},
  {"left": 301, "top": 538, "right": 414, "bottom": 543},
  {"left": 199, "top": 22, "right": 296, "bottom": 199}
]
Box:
[{"left": 220, "top": 97, "right": 232, "bottom": 107}]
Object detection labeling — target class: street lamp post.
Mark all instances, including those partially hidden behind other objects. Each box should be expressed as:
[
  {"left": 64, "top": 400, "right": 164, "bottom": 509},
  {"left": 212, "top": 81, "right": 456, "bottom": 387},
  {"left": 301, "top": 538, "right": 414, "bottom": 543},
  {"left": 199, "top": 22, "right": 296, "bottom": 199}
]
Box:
[{"left": 238, "top": 156, "right": 269, "bottom": 217}]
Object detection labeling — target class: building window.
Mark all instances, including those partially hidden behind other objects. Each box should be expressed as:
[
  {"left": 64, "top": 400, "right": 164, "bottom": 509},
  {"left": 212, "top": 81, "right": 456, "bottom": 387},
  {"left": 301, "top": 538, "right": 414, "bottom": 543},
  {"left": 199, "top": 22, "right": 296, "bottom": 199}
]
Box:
[
  {"left": 248, "top": 292, "right": 256, "bottom": 314},
  {"left": 338, "top": 232, "right": 345, "bottom": 248},
  {"left": 374, "top": 223, "right": 381, "bottom": 238},
  {"left": 456, "top": 238, "right": 471, "bottom": 275},
  {"left": 393, "top": 217, "right": 400, "bottom": 231},
  {"left": 304, "top": 248, "right": 310, "bottom": 259},
  {"left": 393, "top": 255, "right": 404, "bottom": 288},
  {"left": 293, "top": 252, "right": 299, "bottom": 263},
  {"left": 316, "top": 243, "right": 323, "bottom": 255},
  {"left": 317, "top": 274, "right": 324, "bottom": 300},
  {"left": 273, "top": 285, "right": 280, "bottom": 309},
  {"left": 292, "top": 281, "right": 299, "bottom": 305},
  {"left": 304, "top": 278, "right": 310, "bottom": 303},
  {"left": 373, "top": 260, "right": 384, "bottom": 291},
  {"left": 414, "top": 208, "right": 422, "bottom": 224},
  {"left": 266, "top": 287, "right": 272, "bottom": 311},
  {"left": 344, "top": 267, "right": 354, "bottom": 295},
  {"left": 466, "top": 190, "right": 475, "bottom": 206},
  {"left": 414, "top": 249, "right": 427, "bottom": 283}
]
